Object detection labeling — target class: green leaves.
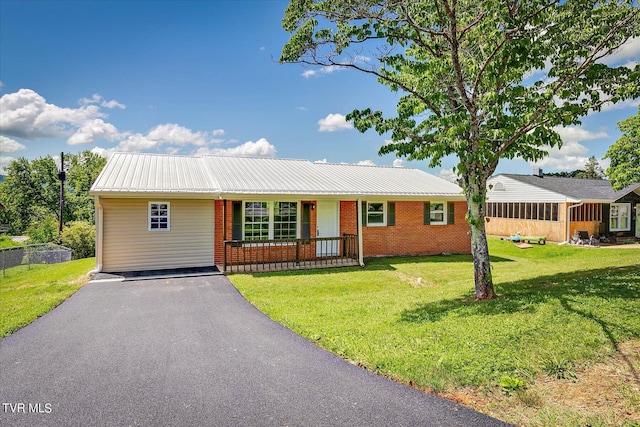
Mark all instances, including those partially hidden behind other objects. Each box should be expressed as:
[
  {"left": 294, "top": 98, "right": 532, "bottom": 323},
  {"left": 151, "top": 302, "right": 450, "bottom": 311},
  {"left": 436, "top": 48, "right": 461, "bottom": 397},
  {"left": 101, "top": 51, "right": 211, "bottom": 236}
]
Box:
[{"left": 605, "top": 106, "right": 640, "bottom": 190}]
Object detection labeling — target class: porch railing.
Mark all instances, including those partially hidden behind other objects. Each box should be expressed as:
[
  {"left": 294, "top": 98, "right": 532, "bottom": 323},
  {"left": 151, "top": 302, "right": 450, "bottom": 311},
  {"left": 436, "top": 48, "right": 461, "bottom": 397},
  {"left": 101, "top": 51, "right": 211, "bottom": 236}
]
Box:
[{"left": 223, "top": 234, "right": 359, "bottom": 273}]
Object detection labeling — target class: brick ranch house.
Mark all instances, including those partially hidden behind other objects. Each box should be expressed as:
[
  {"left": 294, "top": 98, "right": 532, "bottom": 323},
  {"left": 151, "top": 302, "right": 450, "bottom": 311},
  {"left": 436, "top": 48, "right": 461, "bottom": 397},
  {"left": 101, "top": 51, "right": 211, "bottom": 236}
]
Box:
[
  {"left": 485, "top": 170, "right": 640, "bottom": 242},
  {"left": 89, "top": 153, "right": 471, "bottom": 273}
]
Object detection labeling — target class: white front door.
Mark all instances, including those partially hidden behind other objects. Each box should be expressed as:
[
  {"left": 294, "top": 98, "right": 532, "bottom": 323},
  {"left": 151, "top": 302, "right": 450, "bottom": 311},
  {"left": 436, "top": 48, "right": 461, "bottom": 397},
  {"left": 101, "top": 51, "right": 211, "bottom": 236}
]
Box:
[
  {"left": 316, "top": 201, "right": 339, "bottom": 256},
  {"left": 636, "top": 205, "right": 640, "bottom": 238}
]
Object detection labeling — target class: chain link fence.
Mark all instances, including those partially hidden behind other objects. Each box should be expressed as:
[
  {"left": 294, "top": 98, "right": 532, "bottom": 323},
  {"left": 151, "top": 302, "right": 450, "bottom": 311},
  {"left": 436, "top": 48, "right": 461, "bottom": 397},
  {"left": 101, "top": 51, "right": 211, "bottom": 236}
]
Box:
[{"left": 1, "top": 243, "right": 72, "bottom": 277}]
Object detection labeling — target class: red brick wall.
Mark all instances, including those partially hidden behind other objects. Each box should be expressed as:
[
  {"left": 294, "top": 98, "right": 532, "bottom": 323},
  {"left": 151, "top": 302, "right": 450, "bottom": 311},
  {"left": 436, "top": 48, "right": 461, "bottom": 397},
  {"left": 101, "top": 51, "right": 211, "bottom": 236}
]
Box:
[
  {"left": 213, "top": 200, "right": 318, "bottom": 265},
  {"left": 214, "top": 199, "right": 470, "bottom": 265},
  {"left": 340, "top": 201, "right": 471, "bottom": 257}
]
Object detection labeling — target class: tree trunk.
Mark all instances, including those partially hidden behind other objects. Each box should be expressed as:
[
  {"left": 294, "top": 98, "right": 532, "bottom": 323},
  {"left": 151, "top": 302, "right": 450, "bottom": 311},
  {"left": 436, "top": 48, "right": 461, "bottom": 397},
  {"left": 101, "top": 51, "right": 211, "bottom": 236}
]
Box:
[{"left": 465, "top": 181, "right": 497, "bottom": 300}]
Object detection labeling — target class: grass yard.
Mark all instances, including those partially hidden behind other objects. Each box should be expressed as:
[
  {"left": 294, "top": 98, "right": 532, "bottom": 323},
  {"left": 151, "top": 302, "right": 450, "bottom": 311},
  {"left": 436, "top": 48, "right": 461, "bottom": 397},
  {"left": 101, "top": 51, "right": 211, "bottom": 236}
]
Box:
[
  {"left": 230, "top": 238, "right": 640, "bottom": 426},
  {"left": 0, "top": 258, "right": 95, "bottom": 337}
]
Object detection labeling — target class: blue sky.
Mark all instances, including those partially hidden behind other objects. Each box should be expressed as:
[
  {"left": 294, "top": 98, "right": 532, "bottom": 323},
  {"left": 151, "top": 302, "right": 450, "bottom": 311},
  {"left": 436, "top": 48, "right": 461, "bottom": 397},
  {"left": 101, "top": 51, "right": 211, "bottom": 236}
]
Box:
[{"left": 1, "top": 0, "right": 638, "bottom": 180}]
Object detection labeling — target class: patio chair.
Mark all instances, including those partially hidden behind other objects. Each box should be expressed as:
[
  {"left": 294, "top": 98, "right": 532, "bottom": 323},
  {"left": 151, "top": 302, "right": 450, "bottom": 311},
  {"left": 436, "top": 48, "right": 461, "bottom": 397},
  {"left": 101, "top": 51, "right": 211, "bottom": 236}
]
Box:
[{"left": 576, "top": 230, "right": 599, "bottom": 246}]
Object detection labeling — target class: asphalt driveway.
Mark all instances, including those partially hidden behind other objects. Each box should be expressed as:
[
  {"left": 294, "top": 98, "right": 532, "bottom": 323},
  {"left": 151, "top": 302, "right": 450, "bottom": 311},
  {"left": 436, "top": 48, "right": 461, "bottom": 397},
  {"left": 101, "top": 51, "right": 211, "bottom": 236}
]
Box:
[{"left": 0, "top": 273, "right": 510, "bottom": 427}]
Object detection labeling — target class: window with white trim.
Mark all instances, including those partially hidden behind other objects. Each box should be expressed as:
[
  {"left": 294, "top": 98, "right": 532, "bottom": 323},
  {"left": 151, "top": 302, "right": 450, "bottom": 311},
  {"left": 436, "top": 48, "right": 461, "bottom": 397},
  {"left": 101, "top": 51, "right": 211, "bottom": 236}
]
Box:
[
  {"left": 610, "top": 203, "right": 631, "bottom": 231},
  {"left": 243, "top": 201, "right": 299, "bottom": 241},
  {"left": 274, "top": 202, "right": 298, "bottom": 239},
  {"left": 149, "top": 202, "right": 170, "bottom": 231},
  {"left": 430, "top": 202, "right": 446, "bottom": 225},
  {"left": 244, "top": 202, "right": 270, "bottom": 240},
  {"left": 367, "top": 202, "right": 386, "bottom": 226}
]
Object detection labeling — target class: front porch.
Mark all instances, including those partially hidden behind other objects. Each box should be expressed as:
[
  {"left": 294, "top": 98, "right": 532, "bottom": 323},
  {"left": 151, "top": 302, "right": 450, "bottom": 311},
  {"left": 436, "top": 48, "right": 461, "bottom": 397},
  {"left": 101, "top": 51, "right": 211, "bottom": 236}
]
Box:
[{"left": 221, "top": 234, "right": 360, "bottom": 274}]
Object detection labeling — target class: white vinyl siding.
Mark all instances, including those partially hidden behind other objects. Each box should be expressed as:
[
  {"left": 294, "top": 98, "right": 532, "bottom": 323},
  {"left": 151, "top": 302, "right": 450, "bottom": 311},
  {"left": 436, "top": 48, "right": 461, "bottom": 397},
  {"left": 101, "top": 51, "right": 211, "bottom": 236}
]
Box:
[
  {"left": 487, "top": 176, "right": 571, "bottom": 203},
  {"left": 101, "top": 199, "right": 214, "bottom": 272}
]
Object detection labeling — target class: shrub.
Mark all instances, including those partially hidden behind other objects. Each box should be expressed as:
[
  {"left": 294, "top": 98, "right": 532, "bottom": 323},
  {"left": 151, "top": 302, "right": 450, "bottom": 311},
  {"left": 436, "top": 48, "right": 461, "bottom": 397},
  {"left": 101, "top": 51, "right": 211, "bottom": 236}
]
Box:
[
  {"left": 60, "top": 221, "right": 95, "bottom": 259},
  {"left": 26, "top": 215, "right": 59, "bottom": 244}
]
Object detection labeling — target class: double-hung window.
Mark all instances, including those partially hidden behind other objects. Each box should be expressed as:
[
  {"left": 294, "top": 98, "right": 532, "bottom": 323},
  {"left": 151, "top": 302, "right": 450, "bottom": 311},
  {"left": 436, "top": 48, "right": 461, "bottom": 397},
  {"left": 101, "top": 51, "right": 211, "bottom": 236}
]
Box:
[
  {"left": 610, "top": 203, "right": 630, "bottom": 231},
  {"left": 149, "top": 202, "right": 170, "bottom": 231},
  {"left": 430, "top": 202, "right": 446, "bottom": 225},
  {"left": 367, "top": 202, "right": 386, "bottom": 226}
]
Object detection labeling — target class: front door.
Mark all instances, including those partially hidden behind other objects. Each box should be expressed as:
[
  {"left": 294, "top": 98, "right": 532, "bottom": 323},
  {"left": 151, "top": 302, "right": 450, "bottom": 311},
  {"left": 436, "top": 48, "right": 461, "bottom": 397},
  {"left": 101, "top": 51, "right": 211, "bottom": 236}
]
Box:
[
  {"left": 316, "top": 201, "right": 339, "bottom": 256},
  {"left": 636, "top": 205, "right": 640, "bottom": 238}
]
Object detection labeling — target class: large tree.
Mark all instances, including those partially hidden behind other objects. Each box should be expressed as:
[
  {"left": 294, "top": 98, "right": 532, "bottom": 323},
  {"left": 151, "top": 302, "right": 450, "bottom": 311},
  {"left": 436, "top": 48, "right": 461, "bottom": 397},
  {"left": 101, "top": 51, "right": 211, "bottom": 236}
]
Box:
[
  {"left": 280, "top": 0, "right": 640, "bottom": 299},
  {"left": 605, "top": 106, "right": 640, "bottom": 190},
  {"left": 0, "top": 150, "right": 106, "bottom": 235}
]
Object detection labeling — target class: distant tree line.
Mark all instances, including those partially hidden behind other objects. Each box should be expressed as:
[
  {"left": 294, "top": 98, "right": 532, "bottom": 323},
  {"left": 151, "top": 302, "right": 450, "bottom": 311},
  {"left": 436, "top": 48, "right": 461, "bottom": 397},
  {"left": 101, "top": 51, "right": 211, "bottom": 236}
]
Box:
[
  {"left": 545, "top": 156, "right": 605, "bottom": 179},
  {"left": 0, "top": 151, "right": 105, "bottom": 258}
]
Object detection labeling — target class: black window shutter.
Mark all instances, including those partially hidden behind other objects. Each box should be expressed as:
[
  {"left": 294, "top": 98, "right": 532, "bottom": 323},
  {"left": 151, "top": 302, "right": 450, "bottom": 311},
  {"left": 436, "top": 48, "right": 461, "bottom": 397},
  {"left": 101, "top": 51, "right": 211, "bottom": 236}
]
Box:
[
  {"left": 232, "top": 201, "right": 242, "bottom": 240},
  {"left": 302, "top": 203, "right": 311, "bottom": 239},
  {"left": 447, "top": 202, "right": 455, "bottom": 225},
  {"left": 423, "top": 202, "right": 431, "bottom": 225},
  {"left": 387, "top": 202, "right": 396, "bottom": 226},
  {"left": 361, "top": 201, "right": 367, "bottom": 226}
]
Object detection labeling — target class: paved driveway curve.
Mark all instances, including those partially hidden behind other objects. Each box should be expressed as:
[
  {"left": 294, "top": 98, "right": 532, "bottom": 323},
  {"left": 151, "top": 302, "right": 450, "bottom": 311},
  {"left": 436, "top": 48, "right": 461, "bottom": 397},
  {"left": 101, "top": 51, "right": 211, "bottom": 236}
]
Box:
[{"left": 0, "top": 274, "right": 510, "bottom": 426}]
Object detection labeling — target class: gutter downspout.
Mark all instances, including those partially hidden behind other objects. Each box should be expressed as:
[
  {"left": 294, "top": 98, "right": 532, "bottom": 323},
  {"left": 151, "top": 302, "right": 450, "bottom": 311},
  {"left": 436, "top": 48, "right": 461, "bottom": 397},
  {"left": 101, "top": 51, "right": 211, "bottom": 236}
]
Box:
[
  {"left": 566, "top": 201, "right": 584, "bottom": 242},
  {"left": 356, "top": 199, "right": 364, "bottom": 267},
  {"left": 88, "top": 195, "right": 103, "bottom": 276}
]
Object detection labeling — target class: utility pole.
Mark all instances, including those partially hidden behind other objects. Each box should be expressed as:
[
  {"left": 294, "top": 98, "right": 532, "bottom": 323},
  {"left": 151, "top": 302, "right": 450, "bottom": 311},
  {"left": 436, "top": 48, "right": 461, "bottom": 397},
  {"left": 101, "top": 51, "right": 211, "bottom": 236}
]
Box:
[{"left": 58, "top": 152, "right": 66, "bottom": 234}]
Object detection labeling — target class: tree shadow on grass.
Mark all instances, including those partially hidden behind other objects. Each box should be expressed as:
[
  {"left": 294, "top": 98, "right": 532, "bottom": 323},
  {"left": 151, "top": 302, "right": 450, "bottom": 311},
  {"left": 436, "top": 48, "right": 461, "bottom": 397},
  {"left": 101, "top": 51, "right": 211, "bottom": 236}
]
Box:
[
  {"left": 399, "top": 265, "right": 640, "bottom": 383},
  {"left": 245, "top": 253, "right": 513, "bottom": 278}
]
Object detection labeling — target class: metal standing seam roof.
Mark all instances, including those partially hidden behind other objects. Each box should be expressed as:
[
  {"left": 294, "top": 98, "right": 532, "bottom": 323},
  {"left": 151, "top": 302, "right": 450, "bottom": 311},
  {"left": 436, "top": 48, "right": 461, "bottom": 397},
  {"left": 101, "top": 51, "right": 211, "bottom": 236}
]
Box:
[
  {"left": 494, "top": 174, "right": 623, "bottom": 201},
  {"left": 90, "top": 152, "right": 464, "bottom": 198}
]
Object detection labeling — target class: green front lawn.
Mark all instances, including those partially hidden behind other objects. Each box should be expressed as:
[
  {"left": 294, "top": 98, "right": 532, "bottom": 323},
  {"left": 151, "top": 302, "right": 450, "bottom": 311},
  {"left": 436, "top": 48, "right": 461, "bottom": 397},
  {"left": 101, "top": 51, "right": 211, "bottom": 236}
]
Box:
[
  {"left": 0, "top": 258, "right": 95, "bottom": 337},
  {"left": 230, "top": 239, "right": 640, "bottom": 425}
]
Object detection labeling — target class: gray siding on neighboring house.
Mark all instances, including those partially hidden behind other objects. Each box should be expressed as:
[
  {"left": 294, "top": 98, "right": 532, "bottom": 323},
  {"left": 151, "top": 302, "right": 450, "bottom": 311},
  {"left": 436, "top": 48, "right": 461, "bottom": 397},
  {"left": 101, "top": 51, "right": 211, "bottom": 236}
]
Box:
[{"left": 101, "top": 198, "right": 214, "bottom": 272}]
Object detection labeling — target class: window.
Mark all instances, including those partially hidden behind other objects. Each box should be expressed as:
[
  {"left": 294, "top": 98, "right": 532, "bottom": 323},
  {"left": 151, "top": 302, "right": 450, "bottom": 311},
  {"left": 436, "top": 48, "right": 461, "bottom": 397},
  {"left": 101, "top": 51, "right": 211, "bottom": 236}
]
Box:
[
  {"left": 430, "top": 202, "right": 446, "bottom": 225},
  {"left": 244, "top": 202, "right": 270, "bottom": 240},
  {"left": 274, "top": 202, "right": 298, "bottom": 239},
  {"left": 367, "top": 202, "right": 386, "bottom": 226},
  {"left": 484, "top": 202, "right": 559, "bottom": 222},
  {"left": 243, "top": 201, "right": 299, "bottom": 241},
  {"left": 149, "top": 202, "right": 170, "bottom": 231},
  {"left": 610, "top": 203, "right": 630, "bottom": 231}
]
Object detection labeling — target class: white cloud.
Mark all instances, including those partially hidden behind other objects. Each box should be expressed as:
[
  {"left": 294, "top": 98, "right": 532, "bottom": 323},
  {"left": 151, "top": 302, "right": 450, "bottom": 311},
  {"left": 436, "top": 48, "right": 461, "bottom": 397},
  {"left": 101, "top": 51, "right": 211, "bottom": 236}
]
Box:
[
  {"left": 318, "top": 113, "right": 353, "bottom": 132},
  {"left": 80, "top": 93, "right": 125, "bottom": 109},
  {"left": 554, "top": 126, "right": 608, "bottom": 147},
  {"left": 110, "top": 124, "right": 226, "bottom": 152},
  {"left": 357, "top": 160, "right": 376, "bottom": 166},
  {"left": 147, "top": 123, "right": 210, "bottom": 147},
  {"left": 0, "top": 135, "right": 26, "bottom": 153},
  {"left": 598, "top": 37, "right": 640, "bottom": 67},
  {"left": 393, "top": 159, "right": 405, "bottom": 168},
  {"left": 599, "top": 97, "right": 640, "bottom": 113},
  {"left": 314, "top": 158, "right": 328, "bottom": 164},
  {"left": 195, "top": 138, "right": 277, "bottom": 158},
  {"left": 302, "top": 65, "right": 344, "bottom": 78},
  {"left": 0, "top": 89, "right": 106, "bottom": 140},
  {"left": 90, "top": 146, "right": 112, "bottom": 159},
  {"left": 438, "top": 168, "right": 459, "bottom": 183},
  {"left": 67, "top": 119, "right": 122, "bottom": 145},
  {"left": 529, "top": 125, "right": 608, "bottom": 171},
  {"left": 0, "top": 156, "right": 16, "bottom": 174}
]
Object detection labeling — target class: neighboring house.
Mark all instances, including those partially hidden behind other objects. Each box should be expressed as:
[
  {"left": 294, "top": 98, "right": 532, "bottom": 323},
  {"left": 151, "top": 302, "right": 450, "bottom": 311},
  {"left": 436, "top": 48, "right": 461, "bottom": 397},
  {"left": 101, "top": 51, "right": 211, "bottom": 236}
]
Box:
[
  {"left": 485, "top": 169, "right": 640, "bottom": 242},
  {"left": 89, "top": 153, "right": 470, "bottom": 273}
]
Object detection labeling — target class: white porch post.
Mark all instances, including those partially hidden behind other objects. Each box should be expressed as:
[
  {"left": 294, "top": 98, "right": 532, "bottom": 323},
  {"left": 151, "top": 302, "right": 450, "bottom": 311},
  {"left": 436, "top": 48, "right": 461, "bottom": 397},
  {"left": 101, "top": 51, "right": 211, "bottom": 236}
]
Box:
[{"left": 356, "top": 199, "right": 364, "bottom": 267}]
